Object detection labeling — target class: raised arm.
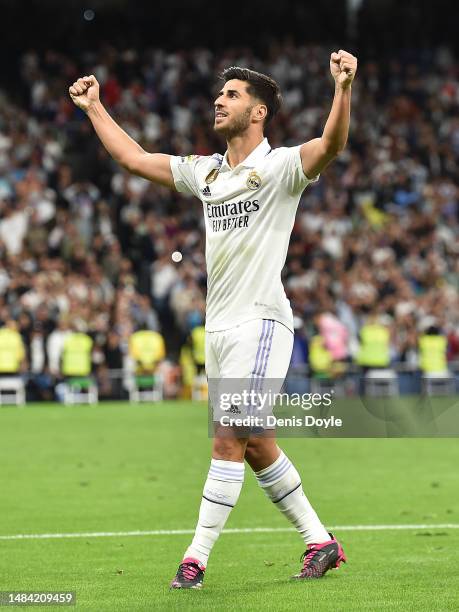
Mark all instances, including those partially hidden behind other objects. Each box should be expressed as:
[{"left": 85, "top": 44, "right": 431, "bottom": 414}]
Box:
[
  {"left": 300, "top": 50, "right": 357, "bottom": 179},
  {"left": 69, "top": 76, "right": 175, "bottom": 189}
]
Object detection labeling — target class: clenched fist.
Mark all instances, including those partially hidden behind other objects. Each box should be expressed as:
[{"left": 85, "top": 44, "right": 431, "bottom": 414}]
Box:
[
  {"left": 69, "top": 75, "right": 100, "bottom": 112},
  {"left": 330, "top": 50, "right": 358, "bottom": 89}
]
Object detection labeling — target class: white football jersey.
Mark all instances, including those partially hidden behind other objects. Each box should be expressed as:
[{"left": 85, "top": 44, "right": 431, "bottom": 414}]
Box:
[{"left": 170, "top": 138, "right": 318, "bottom": 333}]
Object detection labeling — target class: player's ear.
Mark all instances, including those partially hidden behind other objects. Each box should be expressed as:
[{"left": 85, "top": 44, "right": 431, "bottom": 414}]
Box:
[{"left": 253, "top": 103, "right": 267, "bottom": 124}]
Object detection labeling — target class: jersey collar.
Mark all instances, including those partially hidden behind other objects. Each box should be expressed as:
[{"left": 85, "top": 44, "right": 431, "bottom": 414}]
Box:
[{"left": 220, "top": 138, "right": 271, "bottom": 173}]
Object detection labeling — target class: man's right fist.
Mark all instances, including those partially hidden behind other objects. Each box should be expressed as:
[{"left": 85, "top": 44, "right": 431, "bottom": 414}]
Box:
[{"left": 69, "top": 75, "right": 100, "bottom": 112}]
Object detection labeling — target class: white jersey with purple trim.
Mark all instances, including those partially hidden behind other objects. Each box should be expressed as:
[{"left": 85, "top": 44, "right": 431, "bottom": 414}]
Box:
[{"left": 170, "top": 138, "right": 318, "bottom": 333}]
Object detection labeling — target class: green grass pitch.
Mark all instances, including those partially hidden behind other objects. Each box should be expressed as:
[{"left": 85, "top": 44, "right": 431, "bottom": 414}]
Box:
[{"left": 1, "top": 401, "right": 458, "bottom": 611}]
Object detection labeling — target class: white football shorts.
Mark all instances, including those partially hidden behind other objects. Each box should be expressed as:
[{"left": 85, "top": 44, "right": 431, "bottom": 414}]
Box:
[{"left": 206, "top": 319, "right": 294, "bottom": 425}]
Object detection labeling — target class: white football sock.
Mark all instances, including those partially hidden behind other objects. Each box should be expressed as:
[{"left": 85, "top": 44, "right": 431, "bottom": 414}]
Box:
[
  {"left": 255, "top": 451, "right": 329, "bottom": 545},
  {"left": 184, "top": 458, "right": 245, "bottom": 566}
]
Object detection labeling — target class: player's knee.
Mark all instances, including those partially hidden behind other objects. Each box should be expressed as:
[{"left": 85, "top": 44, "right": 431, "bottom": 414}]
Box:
[
  {"left": 245, "top": 437, "right": 279, "bottom": 469},
  {"left": 244, "top": 443, "right": 260, "bottom": 463},
  {"left": 245, "top": 437, "right": 268, "bottom": 461},
  {"left": 213, "top": 436, "right": 246, "bottom": 461}
]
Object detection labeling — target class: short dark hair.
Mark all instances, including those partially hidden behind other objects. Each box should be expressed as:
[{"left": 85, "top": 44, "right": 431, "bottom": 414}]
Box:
[{"left": 219, "top": 66, "right": 282, "bottom": 125}]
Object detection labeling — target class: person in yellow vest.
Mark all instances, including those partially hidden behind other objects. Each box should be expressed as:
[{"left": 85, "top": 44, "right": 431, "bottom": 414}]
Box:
[
  {"left": 356, "top": 315, "right": 391, "bottom": 370},
  {"left": 419, "top": 326, "right": 448, "bottom": 374},
  {"left": 179, "top": 325, "right": 206, "bottom": 398},
  {"left": 179, "top": 343, "right": 195, "bottom": 397},
  {"left": 129, "top": 328, "right": 165, "bottom": 374},
  {"left": 190, "top": 325, "right": 206, "bottom": 375},
  {"left": 61, "top": 331, "right": 94, "bottom": 377},
  {"left": 309, "top": 334, "right": 333, "bottom": 378},
  {"left": 0, "top": 319, "right": 26, "bottom": 374}
]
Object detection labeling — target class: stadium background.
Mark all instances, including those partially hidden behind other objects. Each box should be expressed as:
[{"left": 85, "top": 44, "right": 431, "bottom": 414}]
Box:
[
  {"left": 0, "top": 0, "right": 458, "bottom": 398},
  {"left": 0, "top": 2, "right": 459, "bottom": 610}
]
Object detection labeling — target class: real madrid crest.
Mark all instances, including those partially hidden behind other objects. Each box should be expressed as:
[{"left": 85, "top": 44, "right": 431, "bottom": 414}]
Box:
[
  {"left": 247, "top": 170, "right": 261, "bottom": 191},
  {"left": 205, "top": 168, "right": 220, "bottom": 184}
]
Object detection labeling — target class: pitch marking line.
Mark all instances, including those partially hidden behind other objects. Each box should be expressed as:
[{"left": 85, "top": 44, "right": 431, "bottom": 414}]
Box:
[{"left": 0, "top": 524, "right": 458, "bottom": 541}]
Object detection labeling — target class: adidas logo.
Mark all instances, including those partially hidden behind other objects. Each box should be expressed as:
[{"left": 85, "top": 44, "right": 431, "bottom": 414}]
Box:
[
  {"left": 228, "top": 404, "right": 241, "bottom": 414},
  {"left": 201, "top": 186, "right": 211, "bottom": 196}
]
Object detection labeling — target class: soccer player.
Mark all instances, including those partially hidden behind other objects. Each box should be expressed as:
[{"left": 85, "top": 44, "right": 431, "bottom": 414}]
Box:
[{"left": 69, "top": 48, "right": 357, "bottom": 588}]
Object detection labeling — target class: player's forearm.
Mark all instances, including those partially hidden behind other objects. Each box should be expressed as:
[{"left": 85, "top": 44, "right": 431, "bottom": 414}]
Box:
[
  {"left": 86, "top": 100, "right": 145, "bottom": 170},
  {"left": 321, "top": 84, "right": 351, "bottom": 154}
]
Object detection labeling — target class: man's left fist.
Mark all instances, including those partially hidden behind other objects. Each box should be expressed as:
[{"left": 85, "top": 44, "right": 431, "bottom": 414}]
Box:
[{"left": 330, "top": 50, "right": 358, "bottom": 89}]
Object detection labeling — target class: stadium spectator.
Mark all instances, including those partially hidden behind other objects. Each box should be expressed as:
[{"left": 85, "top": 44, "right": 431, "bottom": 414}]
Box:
[
  {"left": 131, "top": 294, "right": 160, "bottom": 332},
  {"left": 103, "top": 330, "right": 123, "bottom": 371},
  {"left": 0, "top": 319, "right": 26, "bottom": 375},
  {"left": 419, "top": 325, "right": 448, "bottom": 375},
  {"left": 189, "top": 324, "right": 206, "bottom": 376},
  {"left": 47, "top": 317, "right": 71, "bottom": 376},
  {"left": 309, "top": 333, "right": 333, "bottom": 379},
  {"left": 290, "top": 316, "right": 309, "bottom": 371},
  {"left": 356, "top": 313, "right": 392, "bottom": 370},
  {"left": 96, "top": 330, "right": 124, "bottom": 399},
  {"left": 128, "top": 328, "right": 165, "bottom": 374},
  {"left": 28, "top": 323, "right": 54, "bottom": 401},
  {"left": 61, "top": 329, "right": 94, "bottom": 378},
  {"left": 317, "top": 310, "right": 350, "bottom": 362}
]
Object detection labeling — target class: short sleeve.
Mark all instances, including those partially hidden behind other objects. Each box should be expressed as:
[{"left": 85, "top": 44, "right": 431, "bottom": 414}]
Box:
[
  {"left": 170, "top": 155, "right": 203, "bottom": 198},
  {"left": 274, "top": 145, "right": 320, "bottom": 196}
]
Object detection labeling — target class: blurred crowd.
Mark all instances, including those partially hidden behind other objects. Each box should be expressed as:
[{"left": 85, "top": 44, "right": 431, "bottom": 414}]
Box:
[{"left": 0, "top": 43, "right": 458, "bottom": 392}]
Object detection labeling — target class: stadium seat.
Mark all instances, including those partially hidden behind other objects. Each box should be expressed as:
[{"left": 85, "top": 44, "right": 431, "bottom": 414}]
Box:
[
  {"left": 62, "top": 377, "right": 98, "bottom": 405},
  {"left": 0, "top": 377, "right": 25, "bottom": 406},
  {"left": 310, "top": 377, "right": 343, "bottom": 396},
  {"left": 128, "top": 373, "right": 163, "bottom": 403},
  {"left": 364, "top": 369, "right": 399, "bottom": 397},
  {"left": 422, "top": 372, "right": 455, "bottom": 396}
]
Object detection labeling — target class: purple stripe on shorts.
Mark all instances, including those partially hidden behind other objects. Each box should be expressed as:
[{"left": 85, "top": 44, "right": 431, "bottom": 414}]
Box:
[
  {"left": 253, "top": 320, "right": 275, "bottom": 388},
  {"left": 249, "top": 320, "right": 269, "bottom": 415},
  {"left": 255, "top": 320, "right": 273, "bottom": 378},
  {"left": 252, "top": 321, "right": 276, "bottom": 415},
  {"left": 251, "top": 319, "right": 268, "bottom": 377},
  {"left": 250, "top": 320, "right": 275, "bottom": 415},
  {"left": 260, "top": 321, "right": 275, "bottom": 379}
]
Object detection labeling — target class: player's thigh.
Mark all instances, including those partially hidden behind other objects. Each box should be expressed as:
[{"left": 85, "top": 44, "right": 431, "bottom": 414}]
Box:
[
  {"left": 219, "top": 319, "right": 293, "bottom": 380},
  {"left": 248, "top": 320, "right": 294, "bottom": 405},
  {"left": 262, "top": 320, "right": 294, "bottom": 380}
]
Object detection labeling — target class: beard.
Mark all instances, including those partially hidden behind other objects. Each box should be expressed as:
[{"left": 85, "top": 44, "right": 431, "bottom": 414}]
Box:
[{"left": 214, "top": 106, "right": 253, "bottom": 139}]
